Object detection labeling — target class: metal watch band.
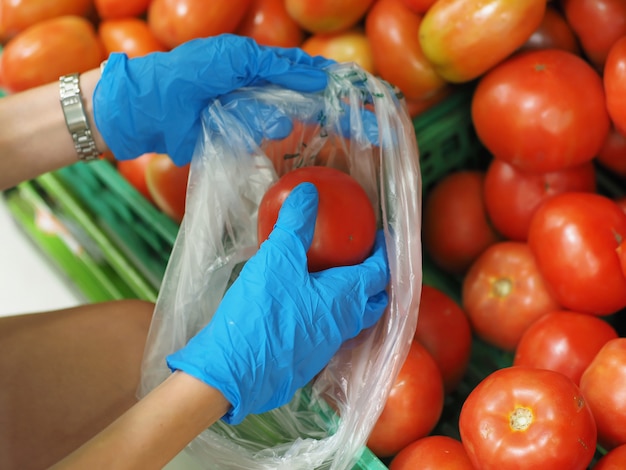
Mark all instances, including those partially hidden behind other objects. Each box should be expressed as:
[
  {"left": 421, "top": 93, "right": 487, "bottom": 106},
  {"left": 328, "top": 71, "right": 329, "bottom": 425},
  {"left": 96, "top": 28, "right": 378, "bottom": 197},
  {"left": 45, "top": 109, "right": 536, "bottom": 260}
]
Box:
[{"left": 59, "top": 73, "right": 100, "bottom": 162}]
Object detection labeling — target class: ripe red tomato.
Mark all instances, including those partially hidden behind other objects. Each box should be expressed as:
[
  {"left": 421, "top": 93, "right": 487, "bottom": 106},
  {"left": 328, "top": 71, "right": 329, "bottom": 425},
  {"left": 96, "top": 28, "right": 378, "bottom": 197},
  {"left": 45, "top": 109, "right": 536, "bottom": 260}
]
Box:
[
  {"left": 459, "top": 366, "right": 597, "bottom": 470},
  {"left": 403, "top": 86, "right": 453, "bottom": 119},
  {"left": 300, "top": 28, "right": 375, "bottom": 75},
  {"left": 0, "top": 15, "right": 105, "bottom": 93},
  {"left": 0, "top": 0, "right": 93, "bottom": 42},
  {"left": 398, "top": 0, "right": 437, "bottom": 14},
  {"left": 422, "top": 170, "right": 500, "bottom": 276},
  {"left": 284, "top": 0, "right": 375, "bottom": 34},
  {"left": 562, "top": 0, "right": 626, "bottom": 71},
  {"left": 594, "top": 444, "right": 626, "bottom": 469},
  {"left": 418, "top": 0, "right": 546, "bottom": 83},
  {"left": 257, "top": 166, "right": 377, "bottom": 273},
  {"left": 367, "top": 341, "right": 445, "bottom": 458},
  {"left": 472, "top": 49, "right": 610, "bottom": 173},
  {"left": 414, "top": 285, "right": 472, "bottom": 394},
  {"left": 389, "top": 435, "right": 474, "bottom": 470},
  {"left": 94, "top": 0, "right": 152, "bottom": 20},
  {"left": 116, "top": 152, "right": 157, "bottom": 203},
  {"left": 145, "top": 153, "right": 190, "bottom": 223},
  {"left": 604, "top": 36, "right": 626, "bottom": 137},
  {"left": 528, "top": 192, "right": 626, "bottom": 315},
  {"left": 365, "top": 0, "right": 447, "bottom": 101},
  {"left": 462, "top": 241, "right": 561, "bottom": 352},
  {"left": 513, "top": 310, "right": 618, "bottom": 386},
  {"left": 597, "top": 126, "right": 626, "bottom": 178},
  {"left": 147, "top": 0, "right": 252, "bottom": 49},
  {"left": 235, "top": 0, "right": 305, "bottom": 48},
  {"left": 519, "top": 5, "right": 581, "bottom": 55},
  {"left": 579, "top": 338, "right": 626, "bottom": 450},
  {"left": 98, "top": 18, "right": 168, "bottom": 58},
  {"left": 483, "top": 159, "right": 597, "bottom": 241}
]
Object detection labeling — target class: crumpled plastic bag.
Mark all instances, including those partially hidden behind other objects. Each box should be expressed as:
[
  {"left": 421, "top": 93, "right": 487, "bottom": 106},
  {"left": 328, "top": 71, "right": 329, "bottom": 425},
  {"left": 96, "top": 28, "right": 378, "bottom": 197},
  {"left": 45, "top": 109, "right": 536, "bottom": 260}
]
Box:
[{"left": 138, "top": 62, "right": 423, "bottom": 470}]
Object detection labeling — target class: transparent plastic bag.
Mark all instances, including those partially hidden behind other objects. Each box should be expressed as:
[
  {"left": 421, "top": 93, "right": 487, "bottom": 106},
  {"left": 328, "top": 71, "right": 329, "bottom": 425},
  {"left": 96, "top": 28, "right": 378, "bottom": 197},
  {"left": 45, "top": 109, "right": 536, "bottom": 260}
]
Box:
[{"left": 138, "top": 62, "right": 423, "bottom": 470}]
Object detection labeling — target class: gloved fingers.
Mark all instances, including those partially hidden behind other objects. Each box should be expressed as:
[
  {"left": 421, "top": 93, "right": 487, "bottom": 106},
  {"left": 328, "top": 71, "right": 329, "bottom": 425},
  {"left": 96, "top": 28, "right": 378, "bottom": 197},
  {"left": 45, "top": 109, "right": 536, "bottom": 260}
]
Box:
[
  {"left": 336, "top": 103, "right": 380, "bottom": 146},
  {"left": 349, "top": 229, "right": 390, "bottom": 297},
  {"left": 266, "top": 182, "right": 319, "bottom": 253},
  {"left": 269, "top": 45, "right": 336, "bottom": 70},
  {"left": 361, "top": 290, "right": 390, "bottom": 330}
]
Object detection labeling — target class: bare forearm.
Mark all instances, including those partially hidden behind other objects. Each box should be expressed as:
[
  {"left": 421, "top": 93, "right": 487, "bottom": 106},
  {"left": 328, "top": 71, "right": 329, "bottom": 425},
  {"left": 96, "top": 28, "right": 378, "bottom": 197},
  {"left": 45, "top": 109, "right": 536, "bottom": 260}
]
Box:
[
  {"left": 0, "top": 68, "right": 108, "bottom": 191},
  {"left": 50, "top": 371, "right": 230, "bottom": 470}
]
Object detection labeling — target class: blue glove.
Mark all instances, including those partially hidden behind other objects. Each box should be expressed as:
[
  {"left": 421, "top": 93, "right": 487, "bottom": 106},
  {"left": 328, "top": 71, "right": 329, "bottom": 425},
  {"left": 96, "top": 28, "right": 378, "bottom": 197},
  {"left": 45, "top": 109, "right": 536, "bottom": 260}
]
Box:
[
  {"left": 93, "top": 34, "right": 335, "bottom": 166},
  {"left": 166, "top": 183, "right": 390, "bottom": 425}
]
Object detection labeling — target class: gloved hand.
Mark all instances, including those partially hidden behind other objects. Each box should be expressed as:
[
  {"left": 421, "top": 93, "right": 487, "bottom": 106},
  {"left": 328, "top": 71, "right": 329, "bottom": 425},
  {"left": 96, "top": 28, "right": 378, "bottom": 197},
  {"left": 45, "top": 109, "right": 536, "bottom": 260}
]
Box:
[
  {"left": 166, "top": 182, "right": 390, "bottom": 425},
  {"left": 93, "top": 34, "right": 335, "bottom": 166}
]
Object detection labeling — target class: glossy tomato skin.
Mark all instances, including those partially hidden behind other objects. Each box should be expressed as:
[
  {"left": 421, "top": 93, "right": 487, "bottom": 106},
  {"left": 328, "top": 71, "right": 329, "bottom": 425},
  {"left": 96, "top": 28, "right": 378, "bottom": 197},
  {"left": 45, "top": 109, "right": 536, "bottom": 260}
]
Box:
[
  {"left": 389, "top": 435, "right": 473, "bottom": 470},
  {"left": 514, "top": 310, "right": 618, "bottom": 386},
  {"left": 367, "top": 341, "right": 445, "bottom": 459},
  {"left": 519, "top": 5, "right": 581, "bottom": 55},
  {"left": 462, "top": 241, "right": 561, "bottom": 351},
  {"left": 483, "top": 159, "right": 596, "bottom": 241},
  {"left": 528, "top": 192, "right": 626, "bottom": 315},
  {"left": 562, "top": 0, "right": 626, "bottom": 71},
  {"left": 604, "top": 36, "right": 626, "bottom": 136},
  {"left": 418, "top": 0, "right": 546, "bottom": 83},
  {"left": 579, "top": 338, "right": 626, "bottom": 450},
  {"left": 147, "top": 0, "right": 252, "bottom": 49},
  {"left": 257, "top": 166, "right": 377, "bottom": 273},
  {"left": 300, "top": 28, "right": 375, "bottom": 75},
  {"left": 459, "top": 366, "right": 597, "bottom": 470},
  {"left": 0, "top": 15, "right": 105, "bottom": 93},
  {"left": 597, "top": 126, "right": 626, "bottom": 178},
  {"left": 235, "top": 0, "right": 305, "bottom": 48},
  {"left": 398, "top": 0, "right": 437, "bottom": 14},
  {"left": 145, "top": 153, "right": 190, "bottom": 223},
  {"left": 422, "top": 170, "right": 500, "bottom": 276},
  {"left": 0, "top": 0, "right": 93, "bottom": 42},
  {"left": 98, "top": 18, "right": 168, "bottom": 58},
  {"left": 284, "top": 0, "right": 375, "bottom": 34},
  {"left": 472, "top": 49, "right": 610, "bottom": 173},
  {"left": 94, "top": 0, "right": 152, "bottom": 19},
  {"left": 594, "top": 443, "right": 626, "bottom": 469},
  {"left": 365, "top": 0, "right": 446, "bottom": 101},
  {"left": 414, "top": 285, "right": 472, "bottom": 394}
]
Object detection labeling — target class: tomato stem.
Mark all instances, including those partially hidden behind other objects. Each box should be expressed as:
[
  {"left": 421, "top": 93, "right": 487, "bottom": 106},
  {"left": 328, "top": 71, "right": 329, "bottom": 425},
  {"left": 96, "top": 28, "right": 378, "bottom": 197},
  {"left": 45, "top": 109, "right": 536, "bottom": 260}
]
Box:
[{"left": 509, "top": 407, "right": 533, "bottom": 432}]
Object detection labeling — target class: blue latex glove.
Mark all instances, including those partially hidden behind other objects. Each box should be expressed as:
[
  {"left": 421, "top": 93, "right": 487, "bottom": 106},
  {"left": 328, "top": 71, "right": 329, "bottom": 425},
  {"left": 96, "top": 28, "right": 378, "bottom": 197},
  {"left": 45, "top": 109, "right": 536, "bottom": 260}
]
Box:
[
  {"left": 93, "top": 34, "right": 334, "bottom": 166},
  {"left": 166, "top": 183, "right": 390, "bottom": 425}
]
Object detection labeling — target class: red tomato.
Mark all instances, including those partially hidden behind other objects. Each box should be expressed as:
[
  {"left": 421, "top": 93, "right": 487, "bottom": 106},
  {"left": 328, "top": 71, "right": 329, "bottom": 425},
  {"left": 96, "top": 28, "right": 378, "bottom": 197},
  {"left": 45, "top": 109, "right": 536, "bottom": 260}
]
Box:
[
  {"left": 462, "top": 241, "right": 561, "bottom": 352},
  {"left": 98, "top": 18, "right": 168, "bottom": 58},
  {"left": 300, "top": 28, "right": 375, "bottom": 75},
  {"left": 284, "top": 0, "right": 375, "bottom": 34},
  {"left": 414, "top": 285, "right": 473, "bottom": 394},
  {"left": 513, "top": 310, "right": 618, "bottom": 386},
  {"left": 94, "top": 0, "right": 152, "bottom": 20},
  {"left": 519, "top": 5, "right": 581, "bottom": 55},
  {"left": 365, "top": 0, "right": 447, "bottom": 101},
  {"left": 389, "top": 435, "right": 474, "bottom": 470},
  {"left": 472, "top": 49, "right": 610, "bottom": 173},
  {"left": 398, "top": 0, "right": 437, "bottom": 14},
  {"left": 604, "top": 36, "right": 626, "bottom": 137},
  {"left": 579, "top": 338, "right": 626, "bottom": 450},
  {"left": 235, "top": 0, "right": 305, "bottom": 48},
  {"left": 597, "top": 126, "right": 626, "bottom": 178},
  {"left": 418, "top": 0, "right": 546, "bottom": 83},
  {"left": 367, "top": 341, "right": 445, "bottom": 459},
  {"left": 483, "top": 159, "right": 597, "bottom": 241},
  {"left": 0, "top": 0, "right": 93, "bottom": 42},
  {"left": 145, "top": 153, "right": 190, "bottom": 223},
  {"left": 0, "top": 15, "right": 105, "bottom": 93},
  {"left": 403, "top": 85, "right": 453, "bottom": 119},
  {"left": 459, "top": 366, "right": 597, "bottom": 470},
  {"left": 257, "top": 166, "right": 377, "bottom": 273},
  {"left": 116, "top": 152, "right": 157, "bottom": 203},
  {"left": 528, "top": 192, "right": 626, "bottom": 315},
  {"left": 422, "top": 170, "right": 500, "bottom": 276},
  {"left": 562, "top": 0, "right": 626, "bottom": 71},
  {"left": 594, "top": 444, "right": 626, "bottom": 469},
  {"left": 147, "top": 0, "right": 252, "bottom": 49}
]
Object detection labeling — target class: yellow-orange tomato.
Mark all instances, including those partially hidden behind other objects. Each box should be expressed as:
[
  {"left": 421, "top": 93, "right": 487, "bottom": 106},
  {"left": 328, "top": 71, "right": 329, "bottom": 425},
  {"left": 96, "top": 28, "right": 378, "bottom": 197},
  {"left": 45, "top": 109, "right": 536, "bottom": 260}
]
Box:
[
  {"left": 301, "top": 28, "right": 375, "bottom": 74},
  {"left": 236, "top": 0, "right": 305, "bottom": 48},
  {"left": 99, "top": 17, "right": 168, "bottom": 58},
  {"left": 419, "top": 0, "right": 546, "bottom": 83},
  {"left": 0, "top": 15, "right": 105, "bottom": 92},
  {"left": 285, "top": 0, "right": 376, "bottom": 34}
]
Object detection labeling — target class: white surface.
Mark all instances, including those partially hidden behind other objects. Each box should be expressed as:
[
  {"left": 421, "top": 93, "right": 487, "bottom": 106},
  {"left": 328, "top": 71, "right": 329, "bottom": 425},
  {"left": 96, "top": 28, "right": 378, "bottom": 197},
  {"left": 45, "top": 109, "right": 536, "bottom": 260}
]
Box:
[{"left": 0, "top": 196, "right": 203, "bottom": 469}]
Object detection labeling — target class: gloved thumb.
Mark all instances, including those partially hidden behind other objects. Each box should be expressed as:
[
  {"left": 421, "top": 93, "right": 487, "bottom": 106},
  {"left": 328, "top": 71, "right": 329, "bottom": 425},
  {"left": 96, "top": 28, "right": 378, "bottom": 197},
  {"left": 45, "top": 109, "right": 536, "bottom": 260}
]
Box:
[{"left": 268, "top": 182, "right": 319, "bottom": 252}]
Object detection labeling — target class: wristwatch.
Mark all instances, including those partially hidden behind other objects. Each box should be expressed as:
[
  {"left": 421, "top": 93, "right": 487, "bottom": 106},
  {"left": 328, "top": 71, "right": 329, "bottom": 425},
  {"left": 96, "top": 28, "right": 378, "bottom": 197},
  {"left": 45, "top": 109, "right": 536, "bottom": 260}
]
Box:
[{"left": 59, "top": 73, "right": 100, "bottom": 162}]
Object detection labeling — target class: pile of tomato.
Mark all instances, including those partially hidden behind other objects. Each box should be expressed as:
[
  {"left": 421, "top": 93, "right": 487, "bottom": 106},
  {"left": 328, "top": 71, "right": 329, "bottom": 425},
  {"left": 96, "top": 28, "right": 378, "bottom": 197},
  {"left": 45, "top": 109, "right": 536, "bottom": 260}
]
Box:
[{"left": 4, "top": 0, "right": 626, "bottom": 468}]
